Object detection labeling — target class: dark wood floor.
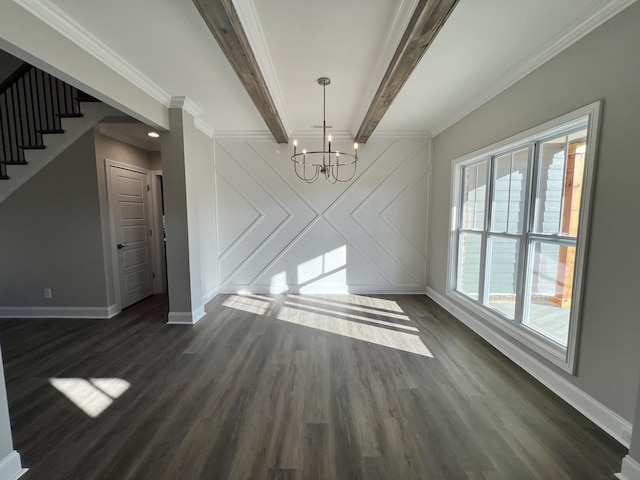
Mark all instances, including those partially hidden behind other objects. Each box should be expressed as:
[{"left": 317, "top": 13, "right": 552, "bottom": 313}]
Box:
[{"left": 0, "top": 294, "right": 626, "bottom": 479}]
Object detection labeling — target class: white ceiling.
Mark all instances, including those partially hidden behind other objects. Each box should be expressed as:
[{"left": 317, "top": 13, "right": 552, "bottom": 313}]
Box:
[{"left": 42, "top": 0, "right": 633, "bottom": 141}]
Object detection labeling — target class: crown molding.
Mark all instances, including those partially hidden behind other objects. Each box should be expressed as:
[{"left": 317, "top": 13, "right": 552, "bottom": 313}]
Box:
[
  {"left": 290, "top": 129, "right": 356, "bottom": 142},
  {"left": 194, "top": 118, "right": 215, "bottom": 138},
  {"left": 233, "top": 0, "right": 292, "bottom": 135},
  {"left": 212, "top": 129, "right": 431, "bottom": 143},
  {"left": 350, "top": 0, "right": 419, "bottom": 134},
  {"left": 431, "top": 0, "right": 638, "bottom": 137},
  {"left": 369, "top": 130, "right": 432, "bottom": 140},
  {"left": 13, "top": 0, "right": 216, "bottom": 141},
  {"left": 169, "top": 96, "right": 203, "bottom": 117},
  {"left": 14, "top": 0, "right": 173, "bottom": 107},
  {"left": 212, "top": 130, "right": 275, "bottom": 141},
  {"left": 169, "top": 96, "right": 214, "bottom": 137}
]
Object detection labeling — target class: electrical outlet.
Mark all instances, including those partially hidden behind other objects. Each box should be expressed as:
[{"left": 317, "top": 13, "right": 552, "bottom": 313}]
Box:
[{"left": 44, "top": 288, "right": 52, "bottom": 299}]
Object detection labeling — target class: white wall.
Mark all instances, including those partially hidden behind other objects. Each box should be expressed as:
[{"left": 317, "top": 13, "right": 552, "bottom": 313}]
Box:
[
  {"left": 428, "top": 2, "right": 640, "bottom": 424},
  {"left": 214, "top": 137, "right": 430, "bottom": 294},
  {"left": 191, "top": 130, "right": 218, "bottom": 304}
]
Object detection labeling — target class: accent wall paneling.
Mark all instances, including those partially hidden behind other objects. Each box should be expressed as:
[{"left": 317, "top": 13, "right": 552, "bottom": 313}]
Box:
[{"left": 214, "top": 137, "right": 430, "bottom": 293}]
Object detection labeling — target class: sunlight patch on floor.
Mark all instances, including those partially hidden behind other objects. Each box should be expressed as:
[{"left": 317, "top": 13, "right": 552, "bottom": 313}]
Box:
[
  {"left": 222, "top": 294, "right": 271, "bottom": 315},
  {"left": 283, "top": 300, "right": 418, "bottom": 332},
  {"left": 277, "top": 304, "right": 433, "bottom": 357},
  {"left": 49, "top": 378, "right": 130, "bottom": 417},
  {"left": 286, "top": 295, "right": 412, "bottom": 322}
]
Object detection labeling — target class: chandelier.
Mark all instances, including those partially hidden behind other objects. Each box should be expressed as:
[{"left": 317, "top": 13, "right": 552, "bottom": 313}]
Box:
[{"left": 291, "top": 77, "right": 358, "bottom": 183}]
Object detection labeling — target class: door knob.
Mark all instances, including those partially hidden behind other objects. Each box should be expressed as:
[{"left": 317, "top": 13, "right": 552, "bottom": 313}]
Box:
[{"left": 117, "top": 243, "right": 126, "bottom": 249}]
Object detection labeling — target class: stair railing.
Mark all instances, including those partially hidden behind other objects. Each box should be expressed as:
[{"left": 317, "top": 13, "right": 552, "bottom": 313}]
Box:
[{"left": 0, "top": 62, "right": 82, "bottom": 179}]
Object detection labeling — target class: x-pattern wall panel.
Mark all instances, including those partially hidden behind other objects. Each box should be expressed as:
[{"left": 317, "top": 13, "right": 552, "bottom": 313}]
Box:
[
  {"left": 216, "top": 141, "right": 316, "bottom": 287},
  {"left": 325, "top": 140, "right": 429, "bottom": 288},
  {"left": 215, "top": 138, "right": 430, "bottom": 293}
]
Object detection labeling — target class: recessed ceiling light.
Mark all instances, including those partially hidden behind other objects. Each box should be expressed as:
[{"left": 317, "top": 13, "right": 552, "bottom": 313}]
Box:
[{"left": 147, "top": 131, "right": 160, "bottom": 138}]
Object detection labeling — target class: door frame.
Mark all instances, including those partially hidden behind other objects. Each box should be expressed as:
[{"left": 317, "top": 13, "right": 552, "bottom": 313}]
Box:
[
  {"left": 149, "top": 170, "right": 166, "bottom": 294},
  {"left": 105, "top": 159, "right": 162, "bottom": 312}
]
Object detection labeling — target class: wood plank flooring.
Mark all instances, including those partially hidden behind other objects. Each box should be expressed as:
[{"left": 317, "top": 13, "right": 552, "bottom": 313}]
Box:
[{"left": 0, "top": 294, "right": 627, "bottom": 479}]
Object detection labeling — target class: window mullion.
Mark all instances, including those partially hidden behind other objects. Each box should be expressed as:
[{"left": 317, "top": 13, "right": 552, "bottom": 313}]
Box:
[
  {"left": 558, "top": 135, "right": 570, "bottom": 234},
  {"left": 478, "top": 157, "right": 494, "bottom": 305},
  {"left": 515, "top": 142, "right": 537, "bottom": 326}
]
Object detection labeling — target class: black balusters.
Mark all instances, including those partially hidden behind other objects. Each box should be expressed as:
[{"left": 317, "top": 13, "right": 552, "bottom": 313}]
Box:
[{"left": 0, "top": 62, "right": 87, "bottom": 179}]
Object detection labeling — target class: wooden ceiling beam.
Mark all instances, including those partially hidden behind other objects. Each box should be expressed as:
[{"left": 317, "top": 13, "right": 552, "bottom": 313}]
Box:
[
  {"left": 192, "top": 0, "right": 289, "bottom": 143},
  {"left": 356, "top": 0, "right": 460, "bottom": 143}
]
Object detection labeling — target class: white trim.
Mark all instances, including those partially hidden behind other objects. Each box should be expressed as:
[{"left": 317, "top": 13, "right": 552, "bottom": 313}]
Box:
[
  {"left": 450, "top": 103, "right": 600, "bottom": 165},
  {"left": 445, "top": 101, "right": 601, "bottom": 373},
  {"left": 149, "top": 171, "right": 167, "bottom": 295},
  {"left": 617, "top": 456, "right": 640, "bottom": 480},
  {"left": 169, "top": 96, "right": 203, "bottom": 118},
  {"left": 369, "top": 130, "right": 432, "bottom": 140},
  {"left": 0, "top": 451, "right": 26, "bottom": 480},
  {"left": 13, "top": 0, "right": 213, "bottom": 137},
  {"left": 289, "top": 130, "right": 356, "bottom": 142},
  {"left": 350, "top": 0, "right": 420, "bottom": 133},
  {"left": 213, "top": 130, "right": 275, "bottom": 141},
  {"left": 194, "top": 118, "right": 215, "bottom": 138},
  {"left": 217, "top": 285, "right": 427, "bottom": 295},
  {"left": 232, "top": 0, "right": 292, "bottom": 136},
  {"left": 104, "top": 159, "right": 154, "bottom": 312},
  {"left": 14, "top": 0, "right": 171, "bottom": 107},
  {"left": 168, "top": 97, "right": 215, "bottom": 137},
  {"left": 427, "top": 287, "right": 632, "bottom": 448},
  {"left": 202, "top": 288, "right": 219, "bottom": 307},
  {"left": 167, "top": 307, "right": 205, "bottom": 325},
  {"left": 432, "top": 0, "right": 636, "bottom": 136},
  {"left": 106, "top": 304, "right": 119, "bottom": 318},
  {"left": 0, "top": 305, "right": 117, "bottom": 319}
]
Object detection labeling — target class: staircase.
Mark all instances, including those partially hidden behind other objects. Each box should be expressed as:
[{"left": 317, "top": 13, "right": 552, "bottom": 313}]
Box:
[{"left": 0, "top": 62, "right": 119, "bottom": 203}]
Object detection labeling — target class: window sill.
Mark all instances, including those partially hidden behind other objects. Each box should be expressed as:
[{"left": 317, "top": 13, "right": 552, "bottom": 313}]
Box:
[{"left": 446, "top": 289, "right": 574, "bottom": 373}]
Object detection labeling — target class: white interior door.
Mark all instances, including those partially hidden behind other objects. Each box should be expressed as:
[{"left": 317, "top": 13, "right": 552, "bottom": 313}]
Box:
[{"left": 108, "top": 164, "right": 154, "bottom": 308}]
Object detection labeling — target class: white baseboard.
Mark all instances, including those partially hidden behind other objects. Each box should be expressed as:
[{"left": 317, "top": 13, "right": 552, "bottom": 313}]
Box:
[
  {"left": 106, "top": 303, "right": 119, "bottom": 318},
  {"left": 0, "top": 305, "right": 116, "bottom": 319},
  {"left": 217, "top": 285, "right": 427, "bottom": 295},
  {"left": 0, "top": 451, "right": 26, "bottom": 480},
  {"left": 426, "top": 287, "right": 632, "bottom": 448},
  {"left": 167, "top": 306, "right": 205, "bottom": 325},
  {"left": 617, "top": 456, "right": 640, "bottom": 480},
  {"left": 202, "top": 288, "right": 219, "bottom": 306}
]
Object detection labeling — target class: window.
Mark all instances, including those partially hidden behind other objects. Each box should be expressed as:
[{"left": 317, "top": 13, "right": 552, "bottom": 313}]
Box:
[{"left": 448, "top": 103, "right": 600, "bottom": 372}]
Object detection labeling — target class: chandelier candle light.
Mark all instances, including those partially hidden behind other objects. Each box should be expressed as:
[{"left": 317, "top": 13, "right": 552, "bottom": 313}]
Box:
[{"left": 291, "top": 77, "right": 358, "bottom": 183}]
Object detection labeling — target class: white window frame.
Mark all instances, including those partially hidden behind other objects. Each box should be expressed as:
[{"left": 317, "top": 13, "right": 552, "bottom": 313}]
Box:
[{"left": 446, "top": 102, "right": 601, "bottom": 373}]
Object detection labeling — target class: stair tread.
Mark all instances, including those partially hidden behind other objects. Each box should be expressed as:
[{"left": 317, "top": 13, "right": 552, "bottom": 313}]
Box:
[
  {"left": 38, "top": 129, "right": 65, "bottom": 134},
  {"left": 18, "top": 145, "right": 46, "bottom": 150},
  {"left": 76, "top": 94, "right": 100, "bottom": 102}
]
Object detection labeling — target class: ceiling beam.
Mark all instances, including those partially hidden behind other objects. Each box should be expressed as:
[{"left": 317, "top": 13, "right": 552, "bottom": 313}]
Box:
[
  {"left": 192, "top": 0, "right": 288, "bottom": 143},
  {"left": 356, "top": 0, "right": 460, "bottom": 143}
]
